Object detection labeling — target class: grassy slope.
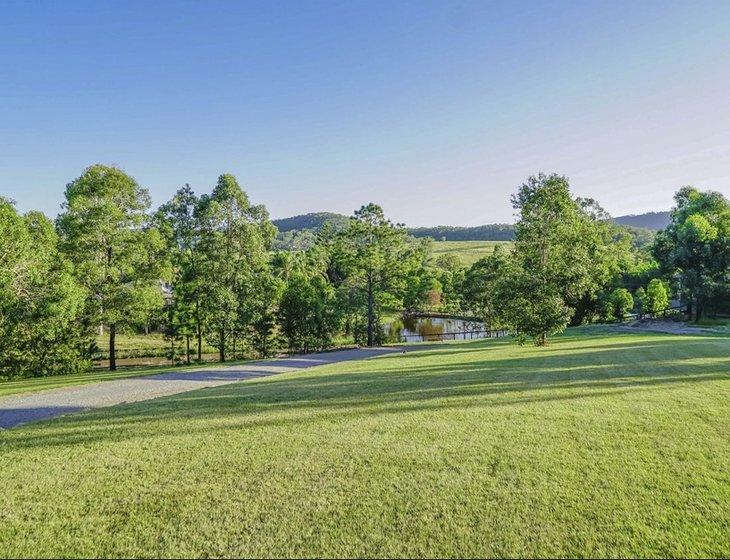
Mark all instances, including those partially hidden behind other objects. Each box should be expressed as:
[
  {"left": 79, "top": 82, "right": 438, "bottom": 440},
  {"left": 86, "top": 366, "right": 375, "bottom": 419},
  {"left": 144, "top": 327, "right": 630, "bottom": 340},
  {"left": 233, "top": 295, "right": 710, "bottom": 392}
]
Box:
[
  {"left": 431, "top": 240, "right": 513, "bottom": 266},
  {"left": 0, "top": 328, "right": 728, "bottom": 557}
]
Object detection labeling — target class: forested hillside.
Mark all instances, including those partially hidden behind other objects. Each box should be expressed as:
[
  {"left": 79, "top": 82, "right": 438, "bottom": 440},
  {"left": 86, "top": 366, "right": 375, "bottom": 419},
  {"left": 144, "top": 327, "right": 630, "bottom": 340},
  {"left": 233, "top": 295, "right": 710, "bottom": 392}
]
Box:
[
  {"left": 408, "top": 224, "right": 515, "bottom": 241},
  {"left": 273, "top": 211, "right": 669, "bottom": 243},
  {"left": 272, "top": 212, "right": 349, "bottom": 232},
  {"left": 614, "top": 211, "right": 670, "bottom": 230}
]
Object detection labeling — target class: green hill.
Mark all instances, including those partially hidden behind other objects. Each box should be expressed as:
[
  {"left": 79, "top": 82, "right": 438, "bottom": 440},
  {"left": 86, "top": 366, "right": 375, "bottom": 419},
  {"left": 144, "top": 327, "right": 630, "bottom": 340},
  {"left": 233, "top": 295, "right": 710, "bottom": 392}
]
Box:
[
  {"left": 614, "top": 211, "right": 670, "bottom": 230},
  {"left": 271, "top": 211, "right": 670, "bottom": 244},
  {"left": 272, "top": 212, "right": 349, "bottom": 233}
]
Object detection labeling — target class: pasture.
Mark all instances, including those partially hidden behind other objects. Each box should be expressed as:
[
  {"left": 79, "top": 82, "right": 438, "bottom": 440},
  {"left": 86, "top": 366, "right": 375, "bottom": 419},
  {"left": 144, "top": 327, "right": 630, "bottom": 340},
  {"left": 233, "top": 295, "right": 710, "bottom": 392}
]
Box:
[{"left": 431, "top": 240, "right": 513, "bottom": 266}]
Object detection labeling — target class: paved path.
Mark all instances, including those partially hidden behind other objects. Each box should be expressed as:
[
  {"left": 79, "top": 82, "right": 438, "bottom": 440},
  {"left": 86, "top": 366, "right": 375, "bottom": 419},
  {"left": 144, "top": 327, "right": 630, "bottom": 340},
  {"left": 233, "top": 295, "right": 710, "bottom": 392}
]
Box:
[{"left": 0, "top": 346, "right": 417, "bottom": 430}]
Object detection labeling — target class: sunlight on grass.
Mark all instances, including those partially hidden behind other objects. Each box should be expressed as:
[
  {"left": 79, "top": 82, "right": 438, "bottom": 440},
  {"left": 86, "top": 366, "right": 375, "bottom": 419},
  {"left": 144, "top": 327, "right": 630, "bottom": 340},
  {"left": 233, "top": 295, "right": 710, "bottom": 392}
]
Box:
[
  {"left": 0, "top": 329, "right": 728, "bottom": 557},
  {"left": 431, "top": 240, "right": 513, "bottom": 266}
]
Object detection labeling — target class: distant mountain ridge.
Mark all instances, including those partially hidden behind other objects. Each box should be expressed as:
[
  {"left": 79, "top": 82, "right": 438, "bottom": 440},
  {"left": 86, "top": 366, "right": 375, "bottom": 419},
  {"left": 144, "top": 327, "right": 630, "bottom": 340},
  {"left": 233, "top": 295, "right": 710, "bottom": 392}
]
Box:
[
  {"left": 613, "top": 211, "right": 670, "bottom": 230},
  {"left": 272, "top": 211, "right": 670, "bottom": 241},
  {"left": 408, "top": 224, "right": 515, "bottom": 241}
]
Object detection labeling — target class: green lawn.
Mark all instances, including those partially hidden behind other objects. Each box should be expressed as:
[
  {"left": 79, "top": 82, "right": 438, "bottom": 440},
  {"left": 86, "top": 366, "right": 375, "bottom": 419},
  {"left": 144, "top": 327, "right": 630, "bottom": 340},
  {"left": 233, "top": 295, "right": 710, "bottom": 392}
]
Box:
[
  {"left": 1, "top": 328, "right": 728, "bottom": 557},
  {"left": 431, "top": 240, "right": 513, "bottom": 266}
]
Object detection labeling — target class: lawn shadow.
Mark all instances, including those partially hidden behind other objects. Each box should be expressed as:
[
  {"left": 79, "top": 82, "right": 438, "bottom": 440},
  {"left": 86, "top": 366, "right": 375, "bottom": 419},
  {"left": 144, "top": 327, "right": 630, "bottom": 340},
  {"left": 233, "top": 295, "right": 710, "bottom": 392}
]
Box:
[{"left": 3, "top": 334, "right": 728, "bottom": 449}]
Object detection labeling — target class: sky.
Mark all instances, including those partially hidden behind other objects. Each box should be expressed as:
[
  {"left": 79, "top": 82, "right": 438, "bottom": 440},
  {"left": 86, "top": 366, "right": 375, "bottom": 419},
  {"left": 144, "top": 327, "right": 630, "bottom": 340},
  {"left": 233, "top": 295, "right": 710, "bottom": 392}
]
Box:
[{"left": 2, "top": 0, "right": 729, "bottom": 226}]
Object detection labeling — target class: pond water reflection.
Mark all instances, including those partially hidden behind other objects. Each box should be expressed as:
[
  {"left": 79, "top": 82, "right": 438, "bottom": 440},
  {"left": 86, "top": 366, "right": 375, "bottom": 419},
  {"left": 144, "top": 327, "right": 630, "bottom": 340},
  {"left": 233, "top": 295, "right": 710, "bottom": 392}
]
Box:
[{"left": 383, "top": 315, "right": 485, "bottom": 343}]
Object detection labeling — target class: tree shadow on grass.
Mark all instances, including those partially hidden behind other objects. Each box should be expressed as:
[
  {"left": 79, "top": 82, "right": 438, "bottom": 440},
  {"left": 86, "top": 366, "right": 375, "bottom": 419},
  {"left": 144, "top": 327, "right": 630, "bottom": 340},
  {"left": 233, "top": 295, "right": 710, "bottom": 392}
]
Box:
[
  {"left": 3, "top": 335, "right": 728, "bottom": 450},
  {"left": 0, "top": 405, "right": 88, "bottom": 430}
]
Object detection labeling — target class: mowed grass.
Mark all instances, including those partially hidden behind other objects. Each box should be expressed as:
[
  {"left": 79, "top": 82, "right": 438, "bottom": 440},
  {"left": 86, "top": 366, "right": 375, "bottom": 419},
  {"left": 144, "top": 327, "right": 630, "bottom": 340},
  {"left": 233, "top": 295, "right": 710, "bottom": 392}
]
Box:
[
  {"left": 431, "top": 240, "right": 513, "bottom": 266},
  {"left": 0, "top": 329, "right": 728, "bottom": 558}
]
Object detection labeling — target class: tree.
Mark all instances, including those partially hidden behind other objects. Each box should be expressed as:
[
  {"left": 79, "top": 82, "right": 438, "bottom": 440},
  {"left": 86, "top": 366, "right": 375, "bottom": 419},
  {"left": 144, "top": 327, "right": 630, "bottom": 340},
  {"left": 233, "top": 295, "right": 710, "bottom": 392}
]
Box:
[
  {"left": 155, "top": 184, "right": 206, "bottom": 360},
  {"left": 0, "top": 199, "right": 91, "bottom": 378},
  {"left": 496, "top": 174, "right": 621, "bottom": 344},
  {"left": 607, "top": 288, "right": 634, "bottom": 321},
  {"left": 435, "top": 267, "right": 464, "bottom": 313},
  {"left": 279, "top": 271, "right": 340, "bottom": 352},
  {"left": 460, "top": 245, "right": 511, "bottom": 327},
  {"left": 334, "top": 204, "right": 425, "bottom": 346},
  {"left": 493, "top": 265, "right": 571, "bottom": 345},
  {"left": 249, "top": 271, "right": 284, "bottom": 357},
  {"left": 644, "top": 278, "right": 669, "bottom": 315},
  {"left": 568, "top": 198, "right": 635, "bottom": 325},
  {"left": 196, "top": 174, "right": 276, "bottom": 361},
  {"left": 653, "top": 187, "right": 729, "bottom": 320},
  {"left": 403, "top": 267, "right": 442, "bottom": 311},
  {"left": 635, "top": 286, "right": 647, "bottom": 315},
  {"left": 57, "top": 165, "right": 165, "bottom": 370}
]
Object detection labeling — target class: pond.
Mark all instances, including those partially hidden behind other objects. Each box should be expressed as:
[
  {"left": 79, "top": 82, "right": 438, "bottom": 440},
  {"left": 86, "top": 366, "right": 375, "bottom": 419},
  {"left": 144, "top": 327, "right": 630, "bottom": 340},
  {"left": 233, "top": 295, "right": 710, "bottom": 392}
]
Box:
[{"left": 383, "top": 315, "right": 486, "bottom": 343}]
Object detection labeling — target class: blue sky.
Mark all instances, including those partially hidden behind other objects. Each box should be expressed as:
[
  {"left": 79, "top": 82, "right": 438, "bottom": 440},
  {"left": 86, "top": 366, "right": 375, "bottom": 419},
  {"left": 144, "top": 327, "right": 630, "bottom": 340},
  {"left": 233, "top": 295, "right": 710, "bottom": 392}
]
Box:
[{"left": 2, "top": 0, "right": 729, "bottom": 225}]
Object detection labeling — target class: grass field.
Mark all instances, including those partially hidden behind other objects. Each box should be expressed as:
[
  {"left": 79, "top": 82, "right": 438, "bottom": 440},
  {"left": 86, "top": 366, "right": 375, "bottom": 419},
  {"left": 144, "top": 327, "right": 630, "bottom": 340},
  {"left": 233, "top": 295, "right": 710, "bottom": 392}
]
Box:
[
  {"left": 1, "top": 328, "right": 728, "bottom": 557},
  {"left": 94, "top": 332, "right": 220, "bottom": 356},
  {"left": 95, "top": 332, "right": 171, "bottom": 352},
  {"left": 431, "top": 240, "right": 513, "bottom": 266}
]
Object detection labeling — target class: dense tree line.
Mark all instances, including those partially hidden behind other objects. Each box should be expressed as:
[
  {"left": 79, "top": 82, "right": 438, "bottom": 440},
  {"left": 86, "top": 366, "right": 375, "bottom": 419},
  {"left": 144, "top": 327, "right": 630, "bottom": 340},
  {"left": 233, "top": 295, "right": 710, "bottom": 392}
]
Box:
[
  {"left": 1, "top": 165, "right": 727, "bottom": 379},
  {"left": 456, "top": 175, "right": 728, "bottom": 344},
  {"left": 408, "top": 224, "right": 516, "bottom": 241},
  {"left": 272, "top": 212, "right": 350, "bottom": 233},
  {"left": 273, "top": 212, "right": 669, "bottom": 246}
]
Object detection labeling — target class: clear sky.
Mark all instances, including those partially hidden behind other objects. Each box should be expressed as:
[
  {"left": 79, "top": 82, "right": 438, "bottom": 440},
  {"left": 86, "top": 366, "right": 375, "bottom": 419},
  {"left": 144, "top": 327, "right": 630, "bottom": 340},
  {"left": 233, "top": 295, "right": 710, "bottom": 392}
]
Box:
[{"left": 2, "top": 0, "right": 729, "bottom": 226}]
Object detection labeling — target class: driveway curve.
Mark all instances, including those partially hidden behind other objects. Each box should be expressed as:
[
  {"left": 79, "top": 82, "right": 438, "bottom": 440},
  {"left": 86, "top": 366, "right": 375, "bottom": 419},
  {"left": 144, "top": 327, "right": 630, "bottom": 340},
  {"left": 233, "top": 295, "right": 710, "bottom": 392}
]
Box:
[{"left": 0, "top": 346, "right": 419, "bottom": 429}]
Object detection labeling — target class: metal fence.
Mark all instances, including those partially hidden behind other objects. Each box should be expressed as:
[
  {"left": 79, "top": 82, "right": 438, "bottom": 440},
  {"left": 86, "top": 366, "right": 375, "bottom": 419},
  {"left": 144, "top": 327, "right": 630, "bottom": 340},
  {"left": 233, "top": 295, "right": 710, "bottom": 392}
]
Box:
[
  {"left": 618, "top": 304, "right": 688, "bottom": 323},
  {"left": 399, "top": 328, "right": 509, "bottom": 343}
]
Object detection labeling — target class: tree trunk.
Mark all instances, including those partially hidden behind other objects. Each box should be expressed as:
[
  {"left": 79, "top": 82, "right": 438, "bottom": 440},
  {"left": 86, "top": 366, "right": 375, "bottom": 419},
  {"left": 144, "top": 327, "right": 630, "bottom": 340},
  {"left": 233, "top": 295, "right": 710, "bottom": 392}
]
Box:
[
  {"left": 366, "top": 273, "right": 374, "bottom": 347},
  {"left": 219, "top": 329, "right": 226, "bottom": 362},
  {"left": 195, "top": 300, "right": 202, "bottom": 361},
  {"left": 109, "top": 323, "right": 117, "bottom": 371},
  {"left": 696, "top": 298, "right": 704, "bottom": 322},
  {"left": 186, "top": 335, "right": 191, "bottom": 365}
]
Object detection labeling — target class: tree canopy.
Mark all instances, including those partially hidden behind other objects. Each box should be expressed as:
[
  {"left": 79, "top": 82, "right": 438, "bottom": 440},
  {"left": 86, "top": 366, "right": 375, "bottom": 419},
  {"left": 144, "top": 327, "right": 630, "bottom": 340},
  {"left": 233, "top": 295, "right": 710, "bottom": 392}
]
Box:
[
  {"left": 653, "top": 187, "right": 729, "bottom": 320},
  {"left": 2, "top": 165, "right": 726, "bottom": 379},
  {"left": 56, "top": 165, "right": 165, "bottom": 370}
]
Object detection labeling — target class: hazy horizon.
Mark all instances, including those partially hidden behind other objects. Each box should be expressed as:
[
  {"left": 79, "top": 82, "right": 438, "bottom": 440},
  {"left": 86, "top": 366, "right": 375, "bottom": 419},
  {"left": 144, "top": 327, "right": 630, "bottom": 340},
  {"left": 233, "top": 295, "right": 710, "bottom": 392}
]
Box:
[{"left": 2, "top": 0, "right": 729, "bottom": 226}]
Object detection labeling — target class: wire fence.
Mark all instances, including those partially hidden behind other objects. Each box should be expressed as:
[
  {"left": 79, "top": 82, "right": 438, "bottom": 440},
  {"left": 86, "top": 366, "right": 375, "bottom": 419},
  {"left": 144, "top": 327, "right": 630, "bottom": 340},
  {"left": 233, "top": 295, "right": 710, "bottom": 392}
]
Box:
[{"left": 399, "top": 304, "right": 690, "bottom": 342}]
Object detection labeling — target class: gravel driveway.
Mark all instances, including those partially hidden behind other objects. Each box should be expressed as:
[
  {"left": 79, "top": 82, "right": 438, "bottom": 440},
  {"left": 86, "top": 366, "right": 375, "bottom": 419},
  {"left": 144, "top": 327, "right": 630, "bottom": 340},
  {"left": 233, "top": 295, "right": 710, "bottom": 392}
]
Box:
[{"left": 0, "top": 346, "right": 415, "bottom": 430}]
